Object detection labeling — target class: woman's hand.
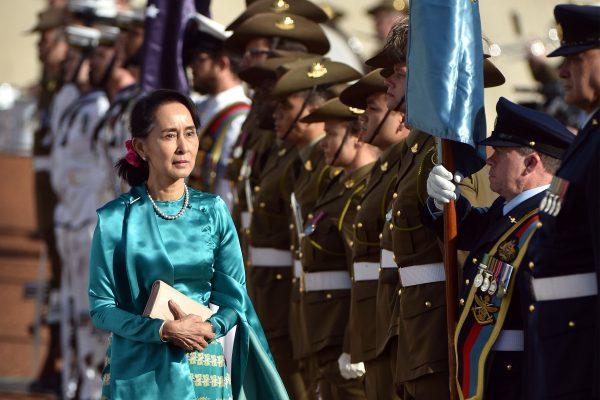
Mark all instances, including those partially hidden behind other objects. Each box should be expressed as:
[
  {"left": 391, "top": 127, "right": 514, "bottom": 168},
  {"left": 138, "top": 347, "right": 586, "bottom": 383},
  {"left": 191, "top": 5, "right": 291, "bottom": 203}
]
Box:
[{"left": 161, "top": 300, "right": 215, "bottom": 352}]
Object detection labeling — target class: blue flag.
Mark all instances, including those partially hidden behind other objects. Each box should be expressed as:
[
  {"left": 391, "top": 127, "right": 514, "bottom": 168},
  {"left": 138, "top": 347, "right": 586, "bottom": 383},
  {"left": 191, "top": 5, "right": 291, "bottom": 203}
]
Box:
[
  {"left": 141, "top": 0, "right": 198, "bottom": 93},
  {"left": 406, "top": 0, "right": 486, "bottom": 175}
]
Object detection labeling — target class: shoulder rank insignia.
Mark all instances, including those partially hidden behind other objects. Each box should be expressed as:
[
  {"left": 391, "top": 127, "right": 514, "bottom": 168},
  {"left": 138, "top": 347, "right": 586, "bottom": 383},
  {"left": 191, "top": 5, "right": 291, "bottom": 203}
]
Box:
[
  {"left": 304, "top": 159, "right": 313, "bottom": 171},
  {"left": 307, "top": 62, "right": 328, "bottom": 79},
  {"left": 344, "top": 179, "right": 355, "bottom": 189},
  {"left": 540, "top": 175, "right": 570, "bottom": 217},
  {"left": 411, "top": 143, "right": 419, "bottom": 154},
  {"left": 275, "top": 16, "right": 295, "bottom": 30},
  {"left": 380, "top": 161, "right": 389, "bottom": 172}
]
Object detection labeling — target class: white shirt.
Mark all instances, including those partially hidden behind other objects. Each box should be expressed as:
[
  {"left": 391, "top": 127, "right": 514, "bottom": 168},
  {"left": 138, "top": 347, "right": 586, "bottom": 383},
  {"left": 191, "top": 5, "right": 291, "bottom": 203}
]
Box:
[
  {"left": 502, "top": 185, "right": 550, "bottom": 216},
  {"left": 51, "top": 89, "right": 111, "bottom": 227},
  {"left": 196, "top": 85, "right": 250, "bottom": 126},
  {"left": 195, "top": 85, "right": 251, "bottom": 210},
  {"left": 581, "top": 106, "right": 600, "bottom": 130}
]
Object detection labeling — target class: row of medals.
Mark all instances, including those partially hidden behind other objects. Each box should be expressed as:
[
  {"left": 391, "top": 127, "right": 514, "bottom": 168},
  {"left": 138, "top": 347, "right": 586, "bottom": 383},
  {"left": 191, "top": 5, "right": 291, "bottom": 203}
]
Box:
[{"left": 473, "top": 253, "right": 514, "bottom": 299}]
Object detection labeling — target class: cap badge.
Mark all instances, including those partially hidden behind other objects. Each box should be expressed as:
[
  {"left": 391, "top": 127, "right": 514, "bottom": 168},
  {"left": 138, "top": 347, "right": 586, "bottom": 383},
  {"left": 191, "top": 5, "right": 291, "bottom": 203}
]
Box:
[
  {"left": 349, "top": 107, "right": 365, "bottom": 115},
  {"left": 271, "top": 0, "right": 290, "bottom": 12},
  {"left": 307, "top": 62, "right": 328, "bottom": 78},
  {"left": 275, "top": 16, "right": 295, "bottom": 30}
]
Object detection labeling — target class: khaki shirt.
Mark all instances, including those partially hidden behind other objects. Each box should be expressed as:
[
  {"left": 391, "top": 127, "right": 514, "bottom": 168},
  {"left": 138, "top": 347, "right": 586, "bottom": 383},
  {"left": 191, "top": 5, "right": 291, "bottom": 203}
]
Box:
[
  {"left": 390, "top": 130, "right": 447, "bottom": 383},
  {"left": 300, "top": 163, "right": 373, "bottom": 355},
  {"left": 288, "top": 138, "right": 336, "bottom": 360},
  {"left": 247, "top": 142, "right": 298, "bottom": 339},
  {"left": 349, "top": 141, "right": 404, "bottom": 363}
]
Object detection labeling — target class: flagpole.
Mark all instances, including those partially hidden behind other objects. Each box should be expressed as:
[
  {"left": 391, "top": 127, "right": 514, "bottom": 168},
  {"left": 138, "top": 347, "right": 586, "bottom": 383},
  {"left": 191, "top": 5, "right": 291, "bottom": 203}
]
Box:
[{"left": 441, "top": 138, "right": 459, "bottom": 400}]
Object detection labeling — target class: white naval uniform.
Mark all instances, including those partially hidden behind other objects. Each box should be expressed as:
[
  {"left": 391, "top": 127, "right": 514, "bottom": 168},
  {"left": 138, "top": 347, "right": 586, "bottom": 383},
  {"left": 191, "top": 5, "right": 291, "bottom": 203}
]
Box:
[
  {"left": 196, "top": 85, "right": 250, "bottom": 210},
  {"left": 93, "top": 84, "right": 142, "bottom": 196},
  {"left": 34, "top": 83, "right": 79, "bottom": 174},
  {"left": 50, "top": 88, "right": 111, "bottom": 400}
]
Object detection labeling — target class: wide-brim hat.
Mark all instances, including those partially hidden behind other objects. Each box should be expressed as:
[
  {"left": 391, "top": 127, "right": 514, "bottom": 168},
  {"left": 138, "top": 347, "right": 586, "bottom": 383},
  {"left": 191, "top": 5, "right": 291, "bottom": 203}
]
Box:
[
  {"left": 483, "top": 54, "right": 505, "bottom": 88},
  {"left": 28, "top": 7, "right": 69, "bottom": 33},
  {"left": 224, "top": 12, "right": 330, "bottom": 55},
  {"left": 271, "top": 58, "right": 361, "bottom": 98},
  {"left": 227, "top": 0, "right": 329, "bottom": 30},
  {"left": 239, "top": 52, "right": 320, "bottom": 86},
  {"left": 367, "top": 0, "right": 408, "bottom": 15},
  {"left": 300, "top": 97, "right": 364, "bottom": 123},
  {"left": 339, "top": 68, "right": 387, "bottom": 109}
]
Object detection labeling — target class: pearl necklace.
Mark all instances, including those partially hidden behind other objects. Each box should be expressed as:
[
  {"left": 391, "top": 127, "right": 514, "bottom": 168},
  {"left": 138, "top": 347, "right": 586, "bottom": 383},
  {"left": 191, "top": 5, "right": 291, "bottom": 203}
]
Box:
[{"left": 146, "top": 184, "right": 189, "bottom": 220}]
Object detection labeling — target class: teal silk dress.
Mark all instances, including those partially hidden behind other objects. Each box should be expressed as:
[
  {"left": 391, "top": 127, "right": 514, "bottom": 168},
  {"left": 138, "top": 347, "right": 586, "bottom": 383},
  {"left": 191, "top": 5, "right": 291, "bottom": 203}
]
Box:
[{"left": 89, "top": 186, "right": 289, "bottom": 400}]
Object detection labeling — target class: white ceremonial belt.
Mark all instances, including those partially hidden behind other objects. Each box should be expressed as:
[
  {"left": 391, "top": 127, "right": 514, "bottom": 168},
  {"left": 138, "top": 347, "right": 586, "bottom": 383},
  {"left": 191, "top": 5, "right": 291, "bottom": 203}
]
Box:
[
  {"left": 492, "top": 330, "right": 524, "bottom": 352},
  {"left": 249, "top": 247, "right": 292, "bottom": 267},
  {"left": 293, "top": 260, "right": 303, "bottom": 278},
  {"left": 303, "top": 271, "right": 352, "bottom": 292},
  {"left": 241, "top": 212, "right": 251, "bottom": 230},
  {"left": 353, "top": 262, "right": 380, "bottom": 281},
  {"left": 380, "top": 249, "right": 397, "bottom": 269},
  {"left": 399, "top": 263, "right": 445, "bottom": 287},
  {"left": 33, "top": 156, "right": 51, "bottom": 171},
  {"left": 531, "top": 272, "right": 598, "bottom": 301}
]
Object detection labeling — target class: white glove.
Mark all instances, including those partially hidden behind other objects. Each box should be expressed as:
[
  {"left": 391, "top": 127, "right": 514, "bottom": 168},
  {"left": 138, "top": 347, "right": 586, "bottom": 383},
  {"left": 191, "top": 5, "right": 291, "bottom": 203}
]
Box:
[
  {"left": 427, "top": 165, "right": 463, "bottom": 210},
  {"left": 337, "top": 352, "right": 366, "bottom": 380}
]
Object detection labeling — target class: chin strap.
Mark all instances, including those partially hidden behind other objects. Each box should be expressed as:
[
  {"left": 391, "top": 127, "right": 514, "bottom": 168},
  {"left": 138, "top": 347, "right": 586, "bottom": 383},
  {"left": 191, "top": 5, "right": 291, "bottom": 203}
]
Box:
[
  {"left": 98, "top": 52, "right": 118, "bottom": 89},
  {"left": 330, "top": 125, "right": 352, "bottom": 166},
  {"left": 281, "top": 85, "right": 317, "bottom": 141},
  {"left": 367, "top": 95, "right": 405, "bottom": 145},
  {"left": 70, "top": 47, "right": 93, "bottom": 84}
]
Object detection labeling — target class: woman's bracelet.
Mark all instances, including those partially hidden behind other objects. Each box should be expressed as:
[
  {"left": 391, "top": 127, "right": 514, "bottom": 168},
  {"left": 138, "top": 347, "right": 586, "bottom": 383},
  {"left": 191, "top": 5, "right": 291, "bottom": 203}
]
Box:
[{"left": 159, "top": 321, "right": 168, "bottom": 342}]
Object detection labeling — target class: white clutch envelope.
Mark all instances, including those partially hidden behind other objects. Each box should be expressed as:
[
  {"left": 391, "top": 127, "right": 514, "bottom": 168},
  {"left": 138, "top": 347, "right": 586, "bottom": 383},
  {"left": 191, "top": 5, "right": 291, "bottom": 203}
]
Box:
[{"left": 143, "top": 280, "right": 214, "bottom": 321}]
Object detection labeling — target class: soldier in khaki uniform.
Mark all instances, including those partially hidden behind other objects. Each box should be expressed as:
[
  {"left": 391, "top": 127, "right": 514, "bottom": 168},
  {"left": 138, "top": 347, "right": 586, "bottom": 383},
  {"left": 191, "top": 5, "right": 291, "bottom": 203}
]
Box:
[
  {"left": 223, "top": 12, "right": 330, "bottom": 249},
  {"left": 248, "top": 59, "right": 359, "bottom": 398},
  {"left": 337, "top": 69, "right": 410, "bottom": 400},
  {"left": 297, "top": 96, "right": 377, "bottom": 399}
]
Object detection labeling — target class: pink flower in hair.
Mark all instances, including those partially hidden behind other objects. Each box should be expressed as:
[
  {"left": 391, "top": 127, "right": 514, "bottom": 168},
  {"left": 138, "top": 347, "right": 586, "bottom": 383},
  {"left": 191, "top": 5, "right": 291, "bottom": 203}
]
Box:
[{"left": 125, "top": 140, "right": 143, "bottom": 167}]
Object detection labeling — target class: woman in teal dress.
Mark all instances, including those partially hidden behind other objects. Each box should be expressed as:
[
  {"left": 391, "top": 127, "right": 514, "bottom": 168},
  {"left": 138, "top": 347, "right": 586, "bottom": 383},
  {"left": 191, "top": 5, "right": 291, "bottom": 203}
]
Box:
[{"left": 88, "top": 89, "right": 289, "bottom": 400}]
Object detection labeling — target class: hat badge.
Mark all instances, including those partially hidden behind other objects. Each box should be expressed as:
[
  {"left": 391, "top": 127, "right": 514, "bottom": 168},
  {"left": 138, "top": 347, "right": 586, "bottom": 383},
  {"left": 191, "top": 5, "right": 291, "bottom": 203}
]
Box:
[
  {"left": 307, "top": 62, "right": 328, "bottom": 78},
  {"left": 271, "top": 0, "right": 290, "bottom": 12},
  {"left": 393, "top": 0, "right": 406, "bottom": 11},
  {"left": 349, "top": 107, "right": 365, "bottom": 115},
  {"left": 275, "top": 16, "right": 295, "bottom": 30}
]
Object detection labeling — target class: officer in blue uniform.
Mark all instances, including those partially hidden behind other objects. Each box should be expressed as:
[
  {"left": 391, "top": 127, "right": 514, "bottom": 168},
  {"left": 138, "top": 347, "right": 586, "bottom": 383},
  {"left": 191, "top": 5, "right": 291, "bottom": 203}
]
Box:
[
  {"left": 424, "top": 97, "right": 574, "bottom": 400},
  {"left": 523, "top": 4, "right": 600, "bottom": 399}
]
